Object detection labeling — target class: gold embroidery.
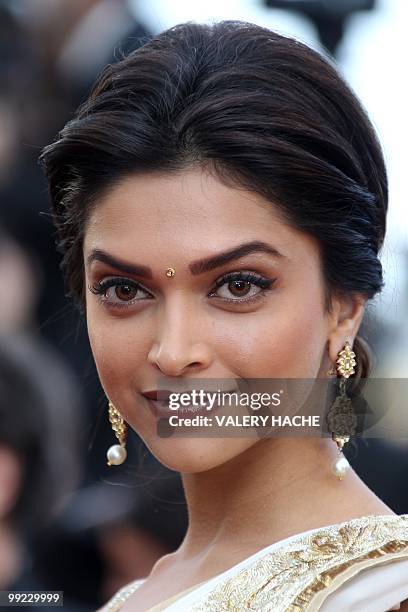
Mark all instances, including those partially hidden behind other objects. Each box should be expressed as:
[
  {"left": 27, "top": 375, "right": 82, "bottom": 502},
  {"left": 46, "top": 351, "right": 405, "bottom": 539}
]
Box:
[
  {"left": 103, "top": 578, "right": 145, "bottom": 612},
  {"left": 188, "top": 514, "right": 408, "bottom": 611},
  {"left": 289, "top": 540, "right": 408, "bottom": 610}
]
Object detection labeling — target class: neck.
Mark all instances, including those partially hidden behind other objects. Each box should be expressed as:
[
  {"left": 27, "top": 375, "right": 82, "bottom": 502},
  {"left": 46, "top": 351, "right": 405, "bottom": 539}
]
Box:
[{"left": 178, "top": 437, "right": 393, "bottom": 562}]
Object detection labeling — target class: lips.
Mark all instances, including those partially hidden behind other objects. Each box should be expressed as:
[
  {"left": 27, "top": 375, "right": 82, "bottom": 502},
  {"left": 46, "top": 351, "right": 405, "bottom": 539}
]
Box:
[
  {"left": 144, "top": 397, "right": 203, "bottom": 418},
  {"left": 142, "top": 388, "right": 239, "bottom": 419},
  {"left": 143, "top": 394, "right": 211, "bottom": 419},
  {"left": 142, "top": 390, "right": 173, "bottom": 401}
]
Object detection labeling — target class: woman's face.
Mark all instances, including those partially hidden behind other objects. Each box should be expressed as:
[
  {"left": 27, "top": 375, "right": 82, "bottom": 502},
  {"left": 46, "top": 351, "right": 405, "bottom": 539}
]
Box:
[{"left": 84, "top": 167, "right": 338, "bottom": 472}]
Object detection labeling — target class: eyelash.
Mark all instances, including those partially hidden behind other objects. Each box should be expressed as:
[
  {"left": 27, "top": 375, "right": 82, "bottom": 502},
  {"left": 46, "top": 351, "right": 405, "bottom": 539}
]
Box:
[{"left": 88, "top": 271, "right": 276, "bottom": 310}]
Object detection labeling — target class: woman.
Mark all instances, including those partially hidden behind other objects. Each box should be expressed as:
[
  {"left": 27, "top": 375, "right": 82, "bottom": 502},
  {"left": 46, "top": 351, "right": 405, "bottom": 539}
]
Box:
[{"left": 39, "top": 20, "right": 408, "bottom": 611}]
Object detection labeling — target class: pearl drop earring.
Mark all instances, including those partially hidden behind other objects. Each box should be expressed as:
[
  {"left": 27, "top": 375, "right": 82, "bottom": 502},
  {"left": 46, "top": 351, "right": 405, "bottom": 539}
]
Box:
[
  {"left": 327, "top": 341, "right": 357, "bottom": 480},
  {"left": 106, "top": 400, "right": 128, "bottom": 466},
  {"left": 332, "top": 434, "right": 351, "bottom": 480}
]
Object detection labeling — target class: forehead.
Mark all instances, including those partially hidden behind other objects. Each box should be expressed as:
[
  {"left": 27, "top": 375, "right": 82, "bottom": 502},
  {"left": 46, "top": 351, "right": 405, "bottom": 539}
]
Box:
[{"left": 83, "top": 167, "right": 318, "bottom": 266}]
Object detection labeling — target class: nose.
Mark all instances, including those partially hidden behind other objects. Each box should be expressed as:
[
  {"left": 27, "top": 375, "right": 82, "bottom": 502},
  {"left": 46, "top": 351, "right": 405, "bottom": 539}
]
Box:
[{"left": 147, "top": 299, "right": 213, "bottom": 377}]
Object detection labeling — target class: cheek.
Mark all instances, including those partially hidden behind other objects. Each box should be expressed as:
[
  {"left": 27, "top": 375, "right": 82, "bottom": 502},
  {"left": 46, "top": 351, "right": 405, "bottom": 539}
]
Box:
[
  {"left": 86, "top": 306, "right": 148, "bottom": 400},
  {"left": 216, "top": 288, "right": 327, "bottom": 378}
]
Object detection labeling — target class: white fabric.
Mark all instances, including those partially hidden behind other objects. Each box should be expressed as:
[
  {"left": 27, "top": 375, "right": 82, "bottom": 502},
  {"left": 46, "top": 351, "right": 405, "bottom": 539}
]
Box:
[{"left": 319, "top": 558, "right": 408, "bottom": 612}]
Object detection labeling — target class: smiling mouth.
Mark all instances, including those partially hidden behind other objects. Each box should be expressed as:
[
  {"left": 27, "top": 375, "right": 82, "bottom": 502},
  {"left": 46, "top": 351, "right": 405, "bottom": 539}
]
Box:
[
  {"left": 143, "top": 391, "right": 238, "bottom": 419},
  {"left": 144, "top": 397, "right": 214, "bottom": 418}
]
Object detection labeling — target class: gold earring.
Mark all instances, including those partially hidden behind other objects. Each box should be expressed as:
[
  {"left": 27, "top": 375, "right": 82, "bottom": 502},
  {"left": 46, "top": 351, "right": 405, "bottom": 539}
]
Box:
[
  {"left": 165, "top": 267, "right": 175, "bottom": 277},
  {"left": 326, "top": 341, "right": 357, "bottom": 480},
  {"left": 335, "top": 340, "right": 357, "bottom": 378},
  {"left": 106, "top": 400, "right": 128, "bottom": 466}
]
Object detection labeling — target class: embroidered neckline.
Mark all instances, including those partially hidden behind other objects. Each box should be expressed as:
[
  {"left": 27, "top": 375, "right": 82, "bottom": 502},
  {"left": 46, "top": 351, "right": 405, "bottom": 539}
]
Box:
[
  {"left": 186, "top": 514, "right": 408, "bottom": 611},
  {"left": 103, "top": 514, "right": 408, "bottom": 612}
]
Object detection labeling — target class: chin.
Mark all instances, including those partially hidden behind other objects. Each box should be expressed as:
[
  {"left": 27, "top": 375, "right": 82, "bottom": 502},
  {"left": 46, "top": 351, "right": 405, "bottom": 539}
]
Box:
[{"left": 142, "top": 435, "right": 255, "bottom": 474}]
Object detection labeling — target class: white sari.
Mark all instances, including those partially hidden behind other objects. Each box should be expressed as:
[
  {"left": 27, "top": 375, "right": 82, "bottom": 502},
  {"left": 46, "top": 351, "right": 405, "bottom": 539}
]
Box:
[{"left": 103, "top": 513, "right": 408, "bottom": 611}]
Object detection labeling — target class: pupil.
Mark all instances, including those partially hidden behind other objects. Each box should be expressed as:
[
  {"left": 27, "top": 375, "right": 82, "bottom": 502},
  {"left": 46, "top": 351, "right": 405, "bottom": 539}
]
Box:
[
  {"left": 115, "top": 285, "right": 135, "bottom": 300},
  {"left": 229, "top": 280, "right": 250, "bottom": 296}
]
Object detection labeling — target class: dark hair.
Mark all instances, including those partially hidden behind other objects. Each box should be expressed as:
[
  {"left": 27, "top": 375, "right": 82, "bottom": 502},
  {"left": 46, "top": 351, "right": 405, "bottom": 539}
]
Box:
[{"left": 39, "top": 20, "right": 388, "bottom": 379}]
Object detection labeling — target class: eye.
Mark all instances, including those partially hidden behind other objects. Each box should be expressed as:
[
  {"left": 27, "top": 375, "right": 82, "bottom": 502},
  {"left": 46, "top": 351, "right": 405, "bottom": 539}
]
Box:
[
  {"left": 209, "top": 271, "right": 275, "bottom": 303},
  {"left": 88, "top": 271, "right": 276, "bottom": 310},
  {"left": 88, "top": 277, "right": 152, "bottom": 307}
]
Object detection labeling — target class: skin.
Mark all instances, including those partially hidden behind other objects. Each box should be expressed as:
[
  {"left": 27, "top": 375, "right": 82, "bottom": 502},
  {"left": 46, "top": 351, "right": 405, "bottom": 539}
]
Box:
[{"left": 85, "top": 166, "right": 394, "bottom": 611}]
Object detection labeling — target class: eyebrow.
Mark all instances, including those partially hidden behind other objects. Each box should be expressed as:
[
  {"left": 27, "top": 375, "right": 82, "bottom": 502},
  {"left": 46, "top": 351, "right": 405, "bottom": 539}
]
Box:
[
  {"left": 189, "top": 241, "right": 285, "bottom": 274},
  {"left": 86, "top": 250, "right": 153, "bottom": 278},
  {"left": 86, "top": 241, "right": 285, "bottom": 278}
]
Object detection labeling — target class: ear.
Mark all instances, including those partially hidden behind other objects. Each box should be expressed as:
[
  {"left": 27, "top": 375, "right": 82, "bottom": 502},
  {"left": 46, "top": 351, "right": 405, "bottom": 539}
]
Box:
[{"left": 327, "top": 292, "right": 367, "bottom": 363}]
